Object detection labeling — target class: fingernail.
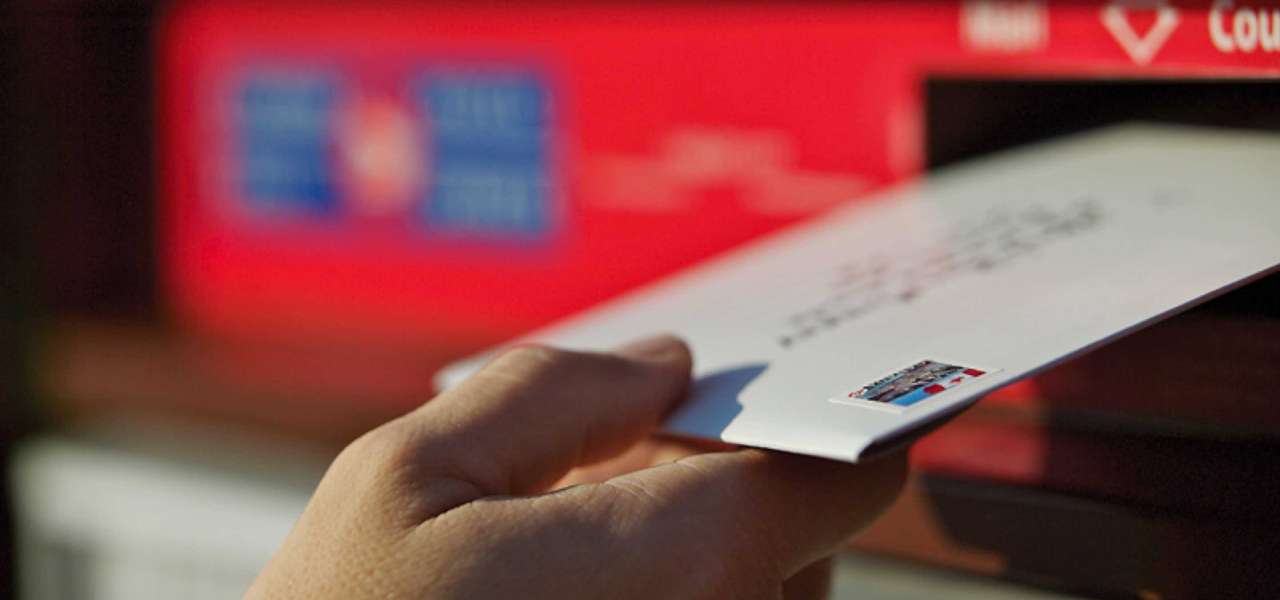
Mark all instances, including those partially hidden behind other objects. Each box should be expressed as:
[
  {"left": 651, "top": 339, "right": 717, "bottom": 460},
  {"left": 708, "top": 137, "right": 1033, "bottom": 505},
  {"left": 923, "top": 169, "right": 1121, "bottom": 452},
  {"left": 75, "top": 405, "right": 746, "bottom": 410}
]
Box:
[{"left": 615, "top": 333, "right": 684, "bottom": 361}]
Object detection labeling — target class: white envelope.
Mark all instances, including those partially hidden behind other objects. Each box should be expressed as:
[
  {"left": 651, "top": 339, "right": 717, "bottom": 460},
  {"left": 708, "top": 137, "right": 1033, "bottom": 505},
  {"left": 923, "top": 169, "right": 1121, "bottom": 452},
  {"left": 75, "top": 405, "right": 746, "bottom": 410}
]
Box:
[{"left": 438, "top": 124, "right": 1280, "bottom": 463}]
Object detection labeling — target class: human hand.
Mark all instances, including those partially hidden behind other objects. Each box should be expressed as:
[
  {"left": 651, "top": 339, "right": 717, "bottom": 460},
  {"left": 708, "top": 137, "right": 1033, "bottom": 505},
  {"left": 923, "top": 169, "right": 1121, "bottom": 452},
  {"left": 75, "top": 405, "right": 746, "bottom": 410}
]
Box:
[{"left": 247, "top": 335, "right": 906, "bottom": 599}]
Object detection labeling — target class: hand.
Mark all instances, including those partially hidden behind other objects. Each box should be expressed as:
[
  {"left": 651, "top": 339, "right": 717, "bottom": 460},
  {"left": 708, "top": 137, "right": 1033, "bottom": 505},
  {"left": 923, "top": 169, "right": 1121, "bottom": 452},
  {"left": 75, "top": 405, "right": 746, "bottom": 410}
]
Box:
[{"left": 247, "top": 335, "right": 906, "bottom": 599}]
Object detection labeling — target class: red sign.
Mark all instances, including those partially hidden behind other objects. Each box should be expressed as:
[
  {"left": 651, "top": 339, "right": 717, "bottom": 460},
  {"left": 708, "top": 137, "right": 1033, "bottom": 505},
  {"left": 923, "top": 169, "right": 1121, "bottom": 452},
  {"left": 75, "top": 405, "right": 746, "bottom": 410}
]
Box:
[{"left": 159, "top": 1, "right": 1280, "bottom": 350}]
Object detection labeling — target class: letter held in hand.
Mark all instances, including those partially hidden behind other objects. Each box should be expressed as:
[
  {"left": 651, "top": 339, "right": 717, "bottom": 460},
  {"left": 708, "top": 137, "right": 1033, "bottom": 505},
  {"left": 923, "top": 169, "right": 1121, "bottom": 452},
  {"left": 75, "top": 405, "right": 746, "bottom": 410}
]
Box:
[{"left": 440, "top": 125, "right": 1280, "bottom": 463}]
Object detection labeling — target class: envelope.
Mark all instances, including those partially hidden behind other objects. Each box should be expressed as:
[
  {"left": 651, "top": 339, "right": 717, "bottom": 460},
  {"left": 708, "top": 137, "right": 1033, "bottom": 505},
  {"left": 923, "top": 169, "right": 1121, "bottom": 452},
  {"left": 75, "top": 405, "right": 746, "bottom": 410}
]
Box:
[{"left": 437, "top": 124, "right": 1280, "bottom": 463}]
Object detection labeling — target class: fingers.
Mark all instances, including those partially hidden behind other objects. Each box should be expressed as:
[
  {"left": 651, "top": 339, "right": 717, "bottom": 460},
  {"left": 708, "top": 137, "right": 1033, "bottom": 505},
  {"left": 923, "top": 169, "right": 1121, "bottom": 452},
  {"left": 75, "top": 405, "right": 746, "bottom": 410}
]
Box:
[
  {"left": 551, "top": 438, "right": 698, "bottom": 490},
  {"left": 551, "top": 435, "right": 734, "bottom": 490},
  {"left": 378, "top": 334, "right": 692, "bottom": 513},
  {"left": 580, "top": 449, "right": 907, "bottom": 585}
]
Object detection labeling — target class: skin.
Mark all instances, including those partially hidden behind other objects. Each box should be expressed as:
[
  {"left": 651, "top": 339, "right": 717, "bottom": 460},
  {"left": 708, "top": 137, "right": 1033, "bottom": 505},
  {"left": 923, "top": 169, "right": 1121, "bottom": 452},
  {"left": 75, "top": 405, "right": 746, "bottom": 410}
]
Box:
[{"left": 247, "top": 334, "right": 906, "bottom": 599}]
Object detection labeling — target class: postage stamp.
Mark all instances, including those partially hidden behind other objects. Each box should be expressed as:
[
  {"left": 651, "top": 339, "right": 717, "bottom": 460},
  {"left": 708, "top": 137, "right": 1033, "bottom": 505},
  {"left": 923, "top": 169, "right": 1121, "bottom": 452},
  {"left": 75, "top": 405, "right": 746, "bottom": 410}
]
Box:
[{"left": 849, "top": 360, "right": 990, "bottom": 407}]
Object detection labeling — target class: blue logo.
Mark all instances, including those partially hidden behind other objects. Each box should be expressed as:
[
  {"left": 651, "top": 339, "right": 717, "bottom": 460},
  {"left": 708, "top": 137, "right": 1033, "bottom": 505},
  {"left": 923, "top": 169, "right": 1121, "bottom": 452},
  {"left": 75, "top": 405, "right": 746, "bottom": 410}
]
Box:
[
  {"left": 415, "top": 72, "right": 553, "bottom": 238},
  {"left": 237, "top": 70, "right": 340, "bottom": 215},
  {"left": 231, "top": 65, "right": 556, "bottom": 242}
]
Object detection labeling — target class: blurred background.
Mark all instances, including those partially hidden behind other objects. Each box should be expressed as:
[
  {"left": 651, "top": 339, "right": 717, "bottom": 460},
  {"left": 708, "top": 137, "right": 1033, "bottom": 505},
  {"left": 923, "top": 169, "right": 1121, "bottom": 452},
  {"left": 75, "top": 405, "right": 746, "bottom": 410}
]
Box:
[{"left": 3, "top": 1, "right": 1279, "bottom": 598}]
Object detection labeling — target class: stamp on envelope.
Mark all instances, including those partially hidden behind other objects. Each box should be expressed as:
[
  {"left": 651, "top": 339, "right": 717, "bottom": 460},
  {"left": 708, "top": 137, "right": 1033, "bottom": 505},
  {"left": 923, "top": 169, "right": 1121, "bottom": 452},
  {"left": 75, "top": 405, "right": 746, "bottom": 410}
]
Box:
[{"left": 849, "top": 360, "right": 989, "bottom": 407}]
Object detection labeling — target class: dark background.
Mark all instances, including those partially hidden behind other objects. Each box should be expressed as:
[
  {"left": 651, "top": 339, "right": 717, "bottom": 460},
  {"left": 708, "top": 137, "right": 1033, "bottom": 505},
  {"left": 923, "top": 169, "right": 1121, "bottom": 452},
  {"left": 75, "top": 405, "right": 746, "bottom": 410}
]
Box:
[
  {"left": 3, "top": 3, "right": 158, "bottom": 597},
  {"left": 927, "top": 78, "right": 1280, "bottom": 170}
]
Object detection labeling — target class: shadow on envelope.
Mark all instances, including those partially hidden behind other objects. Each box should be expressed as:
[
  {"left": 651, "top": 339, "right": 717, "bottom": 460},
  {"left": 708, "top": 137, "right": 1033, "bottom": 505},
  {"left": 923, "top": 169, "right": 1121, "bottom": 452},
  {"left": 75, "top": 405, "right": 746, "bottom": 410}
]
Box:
[{"left": 672, "top": 363, "right": 768, "bottom": 435}]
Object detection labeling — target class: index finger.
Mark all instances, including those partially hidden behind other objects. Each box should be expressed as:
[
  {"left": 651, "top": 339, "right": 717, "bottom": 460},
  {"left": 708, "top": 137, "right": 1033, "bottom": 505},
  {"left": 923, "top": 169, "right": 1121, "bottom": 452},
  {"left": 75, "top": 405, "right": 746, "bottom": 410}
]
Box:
[{"left": 365, "top": 335, "right": 691, "bottom": 517}]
